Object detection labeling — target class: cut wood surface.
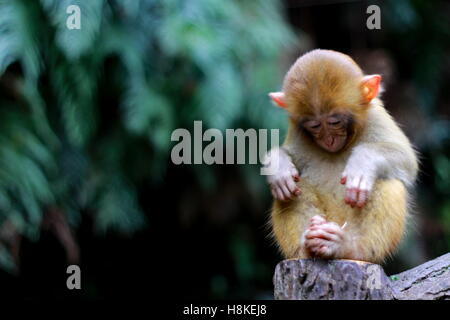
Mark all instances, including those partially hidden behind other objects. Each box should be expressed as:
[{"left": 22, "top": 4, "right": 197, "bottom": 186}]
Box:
[{"left": 273, "top": 253, "right": 450, "bottom": 300}]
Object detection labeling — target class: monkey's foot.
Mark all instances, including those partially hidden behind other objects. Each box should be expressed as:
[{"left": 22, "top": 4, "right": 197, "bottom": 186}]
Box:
[{"left": 303, "top": 215, "right": 346, "bottom": 259}]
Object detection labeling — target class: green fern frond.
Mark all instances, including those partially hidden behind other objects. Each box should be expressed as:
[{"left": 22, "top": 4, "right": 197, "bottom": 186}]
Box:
[
  {"left": 0, "top": 0, "right": 44, "bottom": 79},
  {"left": 40, "top": 0, "right": 104, "bottom": 60},
  {"left": 50, "top": 61, "right": 98, "bottom": 146},
  {"left": 94, "top": 175, "right": 146, "bottom": 234},
  {"left": 195, "top": 61, "right": 243, "bottom": 130}
]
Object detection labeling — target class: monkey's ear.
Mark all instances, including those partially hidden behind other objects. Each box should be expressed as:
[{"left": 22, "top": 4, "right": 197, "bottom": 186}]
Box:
[
  {"left": 361, "top": 75, "right": 381, "bottom": 102},
  {"left": 269, "top": 92, "right": 287, "bottom": 108}
]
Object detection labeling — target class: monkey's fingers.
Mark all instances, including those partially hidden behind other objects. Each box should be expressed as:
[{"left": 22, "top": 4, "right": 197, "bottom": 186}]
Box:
[
  {"left": 305, "top": 236, "right": 340, "bottom": 259},
  {"left": 271, "top": 186, "right": 286, "bottom": 201},
  {"left": 344, "top": 173, "right": 374, "bottom": 208},
  {"left": 270, "top": 188, "right": 278, "bottom": 199},
  {"left": 272, "top": 184, "right": 293, "bottom": 201},
  {"left": 356, "top": 176, "right": 373, "bottom": 207},
  {"left": 344, "top": 188, "right": 358, "bottom": 207},
  {"left": 318, "top": 245, "right": 329, "bottom": 256},
  {"left": 344, "top": 173, "right": 367, "bottom": 207},
  {"left": 309, "top": 215, "right": 326, "bottom": 226},
  {"left": 304, "top": 228, "right": 340, "bottom": 243},
  {"left": 305, "top": 238, "right": 333, "bottom": 257},
  {"left": 304, "top": 238, "right": 325, "bottom": 252},
  {"left": 308, "top": 222, "right": 344, "bottom": 240},
  {"left": 345, "top": 188, "right": 369, "bottom": 208},
  {"left": 278, "top": 183, "right": 293, "bottom": 201},
  {"left": 356, "top": 190, "right": 369, "bottom": 208},
  {"left": 284, "top": 177, "right": 301, "bottom": 197},
  {"left": 317, "top": 244, "right": 337, "bottom": 259},
  {"left": 317, "top": 222, "right": 343, "bottom": 235},
  {"left": 290, "top": 167, "right": 300, "bottom": 182}
]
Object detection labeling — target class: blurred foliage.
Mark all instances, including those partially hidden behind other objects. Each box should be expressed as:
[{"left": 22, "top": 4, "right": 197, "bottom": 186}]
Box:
[
  {"left": 0, "top": 0, "right": 294, "bottom": 272},
  {"left": 0, "top": 0, "right": 449, "bottom": 300},
  {"left": 384, "top": 0, "right": 450, "bottom": 116},
  {"left": 383, "top": 0, "right": 450, "bottom": 251}
]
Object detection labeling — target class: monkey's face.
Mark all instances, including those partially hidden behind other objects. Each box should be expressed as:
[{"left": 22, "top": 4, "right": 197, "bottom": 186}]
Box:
[
  {"left": 270, "top": 50, "right": 382, "bottom": 153},
  {"left": 300, "top": 113, "right": 352, "bottom": 153}
]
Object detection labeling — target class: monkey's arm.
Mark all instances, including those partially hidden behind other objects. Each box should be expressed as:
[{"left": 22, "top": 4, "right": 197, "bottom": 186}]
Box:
[
  {"left": 342, "top": 104, "right": 419, "bottom": 207},
  {"left": 345, "top": 141, "right": 418, "bottom": 187},
  {"left": 264, "top": 147, "right": 301, "bottom": 201},
  {"left": 342, "top": 141, "right": 418, "bottom": 207}
]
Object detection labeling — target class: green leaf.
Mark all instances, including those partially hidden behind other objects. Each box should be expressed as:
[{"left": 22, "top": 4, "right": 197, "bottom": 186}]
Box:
[
  {"left": 41, "top": 0, "right": 104, "bottom": 59},
  {"left": 0, "top": 0, "right": 43, "bottom": 79},
  {"left": 196, "top": 61, "right": 243, "bottom": 130},
  {"left": 390, "top": 275, "right": 400, "bottom": 281},
  {"left": 0, "top": 245, "right": 17, "bottom": 274},
  {"left": 51, "top": 61, "right": 98, "bottom": 146},
  {"left": 94, "top": 176, "right": 146, "bottom": 234}
]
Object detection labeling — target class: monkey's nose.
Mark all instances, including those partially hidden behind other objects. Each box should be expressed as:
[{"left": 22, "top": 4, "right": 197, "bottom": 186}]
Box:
[{"left": 325, "top": 136, "right": 335, "bottom": 148}]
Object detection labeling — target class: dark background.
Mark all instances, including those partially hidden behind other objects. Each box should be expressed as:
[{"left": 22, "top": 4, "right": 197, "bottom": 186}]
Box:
[{"left": 0, "top": 0, "right": 449, "bottom": 300}]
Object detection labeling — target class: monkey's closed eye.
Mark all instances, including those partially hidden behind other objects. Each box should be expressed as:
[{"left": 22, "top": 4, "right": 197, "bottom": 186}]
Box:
[
  {"left": 328, "top": 120, "right": 341, "bottom": 126},
  {"left": 304, "top": 120, "right": 321, "bottom": 130}
]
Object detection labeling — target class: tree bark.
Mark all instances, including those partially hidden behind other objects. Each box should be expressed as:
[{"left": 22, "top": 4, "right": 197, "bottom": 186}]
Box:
[
  {"left": 390, "top": 253, "right": 450, "bottom": 300},
  {"left": 273, "top": 253, "right": 450, "bottom": 300}
]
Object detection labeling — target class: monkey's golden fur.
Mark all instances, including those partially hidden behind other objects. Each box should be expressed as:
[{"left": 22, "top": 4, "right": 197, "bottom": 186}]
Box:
[
  {"left": 270, "top": 50, "right": 418, "bottom": 264},
  {"left": 272, "top": 170, "right": 407, "bottom": 263}
]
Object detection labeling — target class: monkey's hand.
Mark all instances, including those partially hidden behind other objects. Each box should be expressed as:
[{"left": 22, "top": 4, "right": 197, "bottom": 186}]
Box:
[
  {"left": 341, "top": 156, "right": 377, "bottom": 208},
  {"left": 302, "top": 215, "right": 349, "bottom": 259},
  {"left": 264, "top": 148, "right": 301, "bottom": 201}
]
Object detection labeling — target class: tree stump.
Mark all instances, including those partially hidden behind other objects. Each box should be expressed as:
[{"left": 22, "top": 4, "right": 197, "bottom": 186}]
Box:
[{"left": 274, "top": 253, "right": 450, "bottom": 300}]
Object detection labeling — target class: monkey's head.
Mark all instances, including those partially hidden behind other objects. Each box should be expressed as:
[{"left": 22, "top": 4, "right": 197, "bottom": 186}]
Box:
[{"left": 270, "top": 49, "right": 381, "bottom": 153}]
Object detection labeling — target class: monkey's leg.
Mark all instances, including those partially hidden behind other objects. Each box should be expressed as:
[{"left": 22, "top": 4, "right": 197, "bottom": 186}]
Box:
[
  {"left": 271, "top": 183, "right": 322, "bottom": 259},
  {"left": 300, "top": 179, "right": 408, "bottom": 263},
  {"left": 347, "top": 179, "right": 408, "bottom": 263}
]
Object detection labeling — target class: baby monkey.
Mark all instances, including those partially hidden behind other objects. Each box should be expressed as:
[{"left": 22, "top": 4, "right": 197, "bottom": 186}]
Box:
[{"left": 265, "top": 49, "right": 418, "bottom": 263}]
